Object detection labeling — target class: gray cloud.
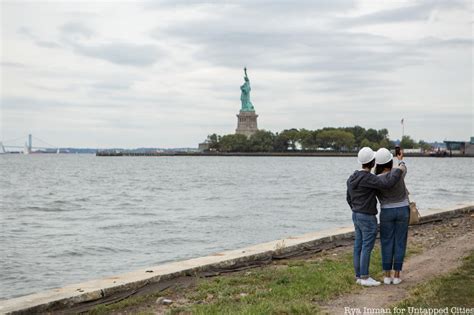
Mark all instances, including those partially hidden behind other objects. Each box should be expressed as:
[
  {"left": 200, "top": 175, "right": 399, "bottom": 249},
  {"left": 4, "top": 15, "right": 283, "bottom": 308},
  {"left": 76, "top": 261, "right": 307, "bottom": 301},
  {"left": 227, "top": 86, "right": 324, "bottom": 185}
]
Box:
[
  {"left": 70, "top": 42, "right": 160, "bottom": 66},
  {"left": 17, "top": 26, "right": 60, "bottom": 49},
  {"left": 60, "top": 22, "right": 95, "bottom": 38},
  {"left": 55, "top": 22, "right": 162, "bottom": 67},
  {"left": 154, "top": 20, "right": 422, "bottom": 75}
]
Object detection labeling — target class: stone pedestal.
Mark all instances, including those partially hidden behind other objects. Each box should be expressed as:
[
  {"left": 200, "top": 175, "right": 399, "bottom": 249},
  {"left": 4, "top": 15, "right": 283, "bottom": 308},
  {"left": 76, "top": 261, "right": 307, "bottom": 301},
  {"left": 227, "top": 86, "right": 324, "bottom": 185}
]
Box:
[{"left": 236, "top": 111, "right": 258, "bottom": 137}]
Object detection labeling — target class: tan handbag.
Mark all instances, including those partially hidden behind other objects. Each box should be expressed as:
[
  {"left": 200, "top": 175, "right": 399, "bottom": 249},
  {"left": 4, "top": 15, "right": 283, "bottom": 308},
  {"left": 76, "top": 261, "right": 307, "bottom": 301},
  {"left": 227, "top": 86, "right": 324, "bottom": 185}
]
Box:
[{"left": 408, "top": 196, "right": 421, "bottom": 225}]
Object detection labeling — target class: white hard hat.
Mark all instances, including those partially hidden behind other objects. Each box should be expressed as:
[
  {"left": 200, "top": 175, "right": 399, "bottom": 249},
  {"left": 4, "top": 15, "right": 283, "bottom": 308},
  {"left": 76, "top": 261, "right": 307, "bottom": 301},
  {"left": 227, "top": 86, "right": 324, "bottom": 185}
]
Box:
[
  {"left": 375, "top": 148, "right": 393, "bottom": 165},
  {"left": 357, "top": 147, "right": 375, "bottom": 164}
]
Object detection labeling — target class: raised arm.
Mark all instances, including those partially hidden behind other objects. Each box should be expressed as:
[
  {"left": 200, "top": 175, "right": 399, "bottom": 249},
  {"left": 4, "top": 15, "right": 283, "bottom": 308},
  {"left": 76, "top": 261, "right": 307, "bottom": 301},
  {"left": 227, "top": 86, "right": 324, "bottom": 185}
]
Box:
[{"left": 361, "top": 168, "right": 402, "bottom": 189}]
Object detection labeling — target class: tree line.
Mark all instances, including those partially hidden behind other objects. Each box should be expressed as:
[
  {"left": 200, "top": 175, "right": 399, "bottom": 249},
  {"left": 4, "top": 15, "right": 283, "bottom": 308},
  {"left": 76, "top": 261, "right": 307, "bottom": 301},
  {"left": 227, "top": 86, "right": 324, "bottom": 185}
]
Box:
[{"left": 205, "top": 127, "right": 431, "bottom": 153}]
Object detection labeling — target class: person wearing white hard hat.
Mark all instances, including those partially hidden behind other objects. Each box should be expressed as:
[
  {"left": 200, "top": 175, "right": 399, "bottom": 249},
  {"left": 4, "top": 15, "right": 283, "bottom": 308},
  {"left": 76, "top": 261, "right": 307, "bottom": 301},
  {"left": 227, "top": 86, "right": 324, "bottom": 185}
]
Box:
[
  {"left": 346, "top": 147, "right": 403, "bottom": 287},
  {"left": 375, "top": 147, "right": 408, "bottom": 285}
]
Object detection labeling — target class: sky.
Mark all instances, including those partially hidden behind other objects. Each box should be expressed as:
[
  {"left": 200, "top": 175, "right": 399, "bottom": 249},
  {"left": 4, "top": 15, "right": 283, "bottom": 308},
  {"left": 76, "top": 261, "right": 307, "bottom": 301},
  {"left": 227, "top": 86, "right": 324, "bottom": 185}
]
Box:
[{"left": 1, "top": 0, "right": 472, "bottom": 148}]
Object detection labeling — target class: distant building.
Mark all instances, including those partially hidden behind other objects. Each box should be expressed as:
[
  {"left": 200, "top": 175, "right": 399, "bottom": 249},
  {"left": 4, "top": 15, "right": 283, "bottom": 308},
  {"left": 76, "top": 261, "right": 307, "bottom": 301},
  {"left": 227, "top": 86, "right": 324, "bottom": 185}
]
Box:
[
  {"left": 444, "top": 137, "right": 474, "bottom": 156},
  {"left": 198, "top": 142, "right": 210, "bottom": 152}
]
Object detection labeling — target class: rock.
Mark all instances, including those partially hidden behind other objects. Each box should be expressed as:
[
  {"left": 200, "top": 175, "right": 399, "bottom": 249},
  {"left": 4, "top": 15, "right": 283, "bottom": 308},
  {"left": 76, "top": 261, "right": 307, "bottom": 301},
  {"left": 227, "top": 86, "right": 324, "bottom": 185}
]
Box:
[
  {"left": 452, "top": 223, "right": 459, "bottom": 227},
  {"left": 156, "top": 297, "right": 173, "bottom": 305},
  {"left": 162, "top": 299, "right": 173, "bottom": 305}
]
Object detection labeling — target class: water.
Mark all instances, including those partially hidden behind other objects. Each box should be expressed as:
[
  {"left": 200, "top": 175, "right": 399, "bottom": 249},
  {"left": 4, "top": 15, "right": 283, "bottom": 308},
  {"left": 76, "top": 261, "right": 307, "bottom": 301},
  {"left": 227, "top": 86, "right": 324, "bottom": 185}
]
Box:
[{"left": 0, "top": 155, "right": 472, "bottom": 299}]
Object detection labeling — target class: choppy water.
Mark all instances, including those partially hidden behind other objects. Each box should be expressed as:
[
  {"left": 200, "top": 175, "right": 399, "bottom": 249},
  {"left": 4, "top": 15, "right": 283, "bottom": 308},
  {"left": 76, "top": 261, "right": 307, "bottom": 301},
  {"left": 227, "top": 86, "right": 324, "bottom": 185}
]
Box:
[{"left": 0, "top": 155, "right": 472, "bottom": 299}]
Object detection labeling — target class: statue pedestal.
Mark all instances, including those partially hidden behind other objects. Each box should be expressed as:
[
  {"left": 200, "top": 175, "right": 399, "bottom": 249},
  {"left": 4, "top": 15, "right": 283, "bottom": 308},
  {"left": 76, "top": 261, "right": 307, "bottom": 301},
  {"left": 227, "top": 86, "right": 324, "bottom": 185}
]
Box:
[{"left": 236, "top": 110, "right": 258, "bottom": 137}]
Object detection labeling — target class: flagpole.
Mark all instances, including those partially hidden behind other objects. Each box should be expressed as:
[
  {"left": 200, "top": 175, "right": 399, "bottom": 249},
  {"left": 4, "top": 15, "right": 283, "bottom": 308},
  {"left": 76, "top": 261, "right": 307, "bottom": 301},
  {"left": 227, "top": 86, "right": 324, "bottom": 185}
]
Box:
[{"left": 401, "top": 118, "right": 405, "bottom": 140}]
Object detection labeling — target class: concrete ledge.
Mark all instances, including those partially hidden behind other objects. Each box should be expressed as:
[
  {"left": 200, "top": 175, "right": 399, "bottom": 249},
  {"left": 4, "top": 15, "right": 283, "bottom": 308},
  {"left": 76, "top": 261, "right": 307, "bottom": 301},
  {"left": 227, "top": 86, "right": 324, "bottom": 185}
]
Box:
[{"left": 1, "top": 203, "right": 473, "bottom": 314}]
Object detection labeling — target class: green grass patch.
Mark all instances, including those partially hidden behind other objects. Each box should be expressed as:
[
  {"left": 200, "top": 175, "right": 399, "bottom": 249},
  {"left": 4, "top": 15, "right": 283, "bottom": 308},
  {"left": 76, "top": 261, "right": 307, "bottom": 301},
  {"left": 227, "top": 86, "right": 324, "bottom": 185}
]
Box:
[
  {"left": 86, "top": 244, "right": 421, "bottom": 314},
  {"left": 394, "top": 251, "right": 474, "bottom": 311},
  {"left": 173, "top": 248, "right": 388, "bottom": 314}
]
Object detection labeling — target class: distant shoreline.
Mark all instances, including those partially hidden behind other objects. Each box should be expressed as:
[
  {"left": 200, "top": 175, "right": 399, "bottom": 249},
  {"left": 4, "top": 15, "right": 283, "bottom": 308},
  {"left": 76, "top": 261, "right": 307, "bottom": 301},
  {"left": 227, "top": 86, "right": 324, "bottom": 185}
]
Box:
[{"left": 96, "top": 151, "right": 473, "bottom": 157}]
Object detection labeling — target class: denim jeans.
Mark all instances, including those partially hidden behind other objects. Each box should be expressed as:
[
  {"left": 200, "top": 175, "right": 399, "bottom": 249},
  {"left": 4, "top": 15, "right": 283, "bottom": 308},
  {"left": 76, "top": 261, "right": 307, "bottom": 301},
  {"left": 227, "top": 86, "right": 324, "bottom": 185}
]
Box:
[
  {"left": 380, "top": 206, "right": 409, "bottom": 271},
  {"left": 352, "top": 212, "right": 378, "bottom": 278}
]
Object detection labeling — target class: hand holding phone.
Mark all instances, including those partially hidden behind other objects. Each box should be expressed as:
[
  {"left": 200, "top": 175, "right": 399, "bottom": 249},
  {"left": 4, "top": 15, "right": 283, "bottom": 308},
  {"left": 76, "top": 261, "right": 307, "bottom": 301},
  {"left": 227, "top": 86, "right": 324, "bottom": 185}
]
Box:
[{"left": 395, "top": 146, "right": 404, "bottom": 160}]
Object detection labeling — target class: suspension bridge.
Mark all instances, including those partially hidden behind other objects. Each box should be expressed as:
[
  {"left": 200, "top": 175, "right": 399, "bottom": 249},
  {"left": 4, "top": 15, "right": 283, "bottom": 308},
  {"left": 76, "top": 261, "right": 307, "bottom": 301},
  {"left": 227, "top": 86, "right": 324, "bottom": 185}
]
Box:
[{"left": 0, "top": 134, "right": 63, "bottom": 154}]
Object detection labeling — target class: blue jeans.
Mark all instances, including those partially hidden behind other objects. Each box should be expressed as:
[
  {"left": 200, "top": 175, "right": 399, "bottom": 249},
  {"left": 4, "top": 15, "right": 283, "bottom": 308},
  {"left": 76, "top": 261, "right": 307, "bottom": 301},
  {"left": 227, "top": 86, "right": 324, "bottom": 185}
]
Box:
[
  {"left": 380, "top": 206, "right": 409, "bottom": 271},
  {"left": 352, "top": 212, "right": 378, "bottom": 278}
]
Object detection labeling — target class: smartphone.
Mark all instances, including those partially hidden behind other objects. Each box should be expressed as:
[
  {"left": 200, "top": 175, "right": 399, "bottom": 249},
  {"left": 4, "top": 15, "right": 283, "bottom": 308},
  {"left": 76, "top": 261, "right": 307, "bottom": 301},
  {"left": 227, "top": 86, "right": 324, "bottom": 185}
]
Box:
[{"left": 395, "top": 146, "right": 401, "bottom": 156}]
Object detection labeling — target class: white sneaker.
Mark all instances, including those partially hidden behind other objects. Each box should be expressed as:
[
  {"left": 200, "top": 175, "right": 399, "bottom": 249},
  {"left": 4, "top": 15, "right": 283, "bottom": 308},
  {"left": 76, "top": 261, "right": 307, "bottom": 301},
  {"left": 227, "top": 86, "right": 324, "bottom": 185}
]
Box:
[
  {"left": 392, "top": 278, "right": 402, "bottom": 285},
  {"left": 383, "top": 277, "right": 392, "bottom": 285},
  {"left": 360, "top": 277, "right": 381, "bottom": 286},
  {"left": 356, "top": 278, "right": 361, "bottom": 285}
]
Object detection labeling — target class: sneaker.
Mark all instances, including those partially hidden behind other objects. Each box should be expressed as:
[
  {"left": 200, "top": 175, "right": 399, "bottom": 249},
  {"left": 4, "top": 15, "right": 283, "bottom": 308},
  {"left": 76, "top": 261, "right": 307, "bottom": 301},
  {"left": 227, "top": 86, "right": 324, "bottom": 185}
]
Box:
[
  {"left": 360, "top": 277, "right": 381, "bottom": 286},
  {"left": 383, "top": 277, "right": 392, "bottom": 285},
  {"left": 356, "top": 278, "right": 361, "bottom": 285},
  {"left": 392, "top": 278, "right": 402, "bottom": 285}
]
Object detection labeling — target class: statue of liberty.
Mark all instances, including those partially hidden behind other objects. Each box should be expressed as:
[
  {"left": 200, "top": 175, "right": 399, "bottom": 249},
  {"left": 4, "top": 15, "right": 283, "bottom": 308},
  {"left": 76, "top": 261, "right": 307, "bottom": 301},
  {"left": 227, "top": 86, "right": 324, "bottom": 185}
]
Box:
[{"left": 240, "top": 67, "right": 255, "bottom": 111}]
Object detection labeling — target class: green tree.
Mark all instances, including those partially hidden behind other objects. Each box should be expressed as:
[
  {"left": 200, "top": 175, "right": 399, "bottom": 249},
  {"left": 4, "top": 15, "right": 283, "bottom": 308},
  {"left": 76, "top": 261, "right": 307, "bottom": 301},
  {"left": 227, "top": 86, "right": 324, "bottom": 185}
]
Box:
[
  {"left": 298, "top": 128, "right": 313, "bottom": 150},
  {"left": 279, "top": 129, "right": 300, "bottom": 151},
  {"left": 353, "top": 126, "right": 367, "bottom": 149},
  {"left": 400, "top": 135, "right": 417, "bottom": 149},
  {"left": 273, "top": 132, "right": 290, "bottom": 152},
  {"left": 365, "top": 128, "right": 380, "bottom": 143},
  {"left": 206, "top": 133, "right": 220, "bottom": 151},
  {"left": 319, "top": 130, "right": 355, "bottom": 151},
  {"left": 300, "top": 130, "right": 321, "bottom": 150},
  {"left": 248, "top": 130, "right": 275, "bottom": 152},
  {"left": 360, "top": 138, "right": 373, "bottom": 149},
  {"left": 219, "top": 134, "right": 249, "bottom": 152},
  {"left": 418, "top": 140, "right": 432, "bottom": 151}
]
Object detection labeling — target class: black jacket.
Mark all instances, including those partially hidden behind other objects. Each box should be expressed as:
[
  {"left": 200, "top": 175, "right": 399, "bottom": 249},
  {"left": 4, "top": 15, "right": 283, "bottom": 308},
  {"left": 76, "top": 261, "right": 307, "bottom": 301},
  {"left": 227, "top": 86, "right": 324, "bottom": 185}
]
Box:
[{"left": 346, "top": 168, "right": 402, "bottom": 215}]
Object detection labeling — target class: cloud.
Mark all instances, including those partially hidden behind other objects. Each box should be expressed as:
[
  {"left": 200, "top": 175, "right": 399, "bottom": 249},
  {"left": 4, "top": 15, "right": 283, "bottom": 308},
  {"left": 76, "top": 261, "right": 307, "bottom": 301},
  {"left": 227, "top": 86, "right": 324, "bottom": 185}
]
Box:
[
  {"left": 144, "top": 0, "right": 356, "bottom": 12},
  {"left": 339, "top": 0, "right": 468, "bottom": 26},
  {"left": 154, "top": 19, "right": 422, "bottom": 75},
  {"left": 70, "top": 42, "right": 161, "bottom": 67},
  {"left": 55, "top": 22, "right": 162, "bottom": 67},
  {"left": 60, "top": 22, "right": 94, "bottom": 38},
  {"left": 17, "top": 26, "right": 60, "bottom": 49},
  {"left": 1, "top": 61, "right": 27, "bottom": 68}
]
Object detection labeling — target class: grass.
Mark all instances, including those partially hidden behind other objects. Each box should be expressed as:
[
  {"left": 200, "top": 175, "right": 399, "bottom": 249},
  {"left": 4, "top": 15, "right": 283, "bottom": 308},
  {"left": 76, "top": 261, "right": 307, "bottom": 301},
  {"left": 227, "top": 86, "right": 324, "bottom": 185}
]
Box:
[
  {"left": 86, "top": 245, "right": 421, "bottom": 315},
  {"left": 394, "top": 251, "right": 474, "bottom": 311},
  {"left": 169, "top": 249, "right": 387, "bottom": 314}
]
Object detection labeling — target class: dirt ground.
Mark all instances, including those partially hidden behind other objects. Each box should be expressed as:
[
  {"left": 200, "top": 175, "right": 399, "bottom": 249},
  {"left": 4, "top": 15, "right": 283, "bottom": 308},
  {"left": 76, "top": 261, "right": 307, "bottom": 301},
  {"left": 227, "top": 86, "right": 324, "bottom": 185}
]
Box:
[{"left": 321, "top": 213, "right": 474, "bottom": 314}]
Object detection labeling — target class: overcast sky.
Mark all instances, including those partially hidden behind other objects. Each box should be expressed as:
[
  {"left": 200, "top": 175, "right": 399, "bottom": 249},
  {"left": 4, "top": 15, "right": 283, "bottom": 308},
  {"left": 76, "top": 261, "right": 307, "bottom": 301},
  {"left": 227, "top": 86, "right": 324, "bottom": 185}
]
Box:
[{"left": 1, "top": 0, "right": 472, "bottom": 148}]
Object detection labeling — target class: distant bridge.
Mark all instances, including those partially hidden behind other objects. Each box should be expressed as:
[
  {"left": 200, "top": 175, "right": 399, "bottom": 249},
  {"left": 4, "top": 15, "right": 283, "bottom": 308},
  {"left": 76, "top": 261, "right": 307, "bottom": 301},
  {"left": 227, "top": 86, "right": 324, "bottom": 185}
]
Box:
[{"left": 0, "top": 134, "right": 62, "bottom": 154}]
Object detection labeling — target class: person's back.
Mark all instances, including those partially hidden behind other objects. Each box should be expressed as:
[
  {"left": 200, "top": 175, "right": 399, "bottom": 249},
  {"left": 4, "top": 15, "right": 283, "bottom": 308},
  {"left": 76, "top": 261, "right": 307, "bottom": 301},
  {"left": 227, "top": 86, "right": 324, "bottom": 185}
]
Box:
[
  {"left": 374, "top": 148, "right": 409, "bottom": 285},
  {"left": 376, "top": 162, "right": 408, "bottom": 209},
  {"left": 346, "top": 169, "right": 403, "bottom": 215}
]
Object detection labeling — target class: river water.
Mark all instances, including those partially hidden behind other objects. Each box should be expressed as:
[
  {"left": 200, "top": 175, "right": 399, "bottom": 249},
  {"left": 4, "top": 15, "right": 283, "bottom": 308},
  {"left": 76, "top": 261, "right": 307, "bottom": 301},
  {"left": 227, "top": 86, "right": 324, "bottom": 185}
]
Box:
[{"left": 0, "top": 155, "right": 472, "bottom": 299}]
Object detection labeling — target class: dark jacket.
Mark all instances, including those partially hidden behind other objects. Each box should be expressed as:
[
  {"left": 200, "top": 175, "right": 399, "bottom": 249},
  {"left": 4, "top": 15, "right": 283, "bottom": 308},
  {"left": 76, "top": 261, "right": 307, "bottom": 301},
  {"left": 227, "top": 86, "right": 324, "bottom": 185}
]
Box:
[{"left": 346, "top": 168, "right": 402, "bottom": 215}]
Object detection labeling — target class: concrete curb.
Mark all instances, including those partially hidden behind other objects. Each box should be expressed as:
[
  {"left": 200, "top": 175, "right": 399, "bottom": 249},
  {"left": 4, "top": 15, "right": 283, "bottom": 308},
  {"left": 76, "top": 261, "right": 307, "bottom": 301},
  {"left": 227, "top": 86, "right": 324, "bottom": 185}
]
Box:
[{"left": 1, "top": 203, "right": 473, "bottom": 314}]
